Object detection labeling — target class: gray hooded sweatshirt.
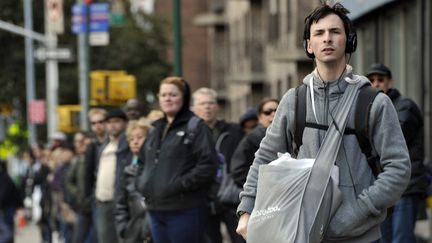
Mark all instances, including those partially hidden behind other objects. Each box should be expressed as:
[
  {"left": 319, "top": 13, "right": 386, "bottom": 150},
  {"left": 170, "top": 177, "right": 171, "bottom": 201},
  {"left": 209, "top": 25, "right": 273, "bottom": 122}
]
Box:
[{"left": 237, "top": 65, "right": 411, "bottom": 242}]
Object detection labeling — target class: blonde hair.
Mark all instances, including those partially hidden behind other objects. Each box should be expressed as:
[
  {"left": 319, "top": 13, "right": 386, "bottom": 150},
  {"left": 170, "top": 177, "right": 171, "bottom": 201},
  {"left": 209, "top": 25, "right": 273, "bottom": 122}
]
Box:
[
  {"left": 126, "top": 117, "right": 153, "bottom": 140},
  {"left": 88, "top": 108, "right": 107, "bottom": 119},
  {"left": 146, "top": 109, "right": 164, "bottom": 122}
]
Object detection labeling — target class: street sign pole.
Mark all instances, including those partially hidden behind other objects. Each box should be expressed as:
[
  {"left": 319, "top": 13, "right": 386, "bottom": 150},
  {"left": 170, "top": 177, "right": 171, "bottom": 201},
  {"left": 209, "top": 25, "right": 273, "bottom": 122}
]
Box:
[
  {"left": 24, "top": 0, "right": 37, "bottom": 145},
  {"left": 45, "top": 0, "right": 60, "bottom": 142},
  {"left": 173, "top": 0, "right": 182, "bottom": 76},
  {"left": 76, "top": 1, "right": 90, "bottom": 131}
]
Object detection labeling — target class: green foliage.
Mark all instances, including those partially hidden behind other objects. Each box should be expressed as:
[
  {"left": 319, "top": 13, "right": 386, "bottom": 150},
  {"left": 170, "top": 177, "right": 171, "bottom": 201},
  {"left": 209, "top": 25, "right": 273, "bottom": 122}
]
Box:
[
  {"left": 0, "top": 0, "right": 170, "bottom": 141},
  {"left": 91, "top": 8, "right": 171, "bottom": 102}
]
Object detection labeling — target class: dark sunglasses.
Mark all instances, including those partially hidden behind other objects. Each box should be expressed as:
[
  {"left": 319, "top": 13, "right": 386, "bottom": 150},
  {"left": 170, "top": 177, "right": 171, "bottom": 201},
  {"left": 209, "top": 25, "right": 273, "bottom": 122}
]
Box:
[
  {"left": 90, "top": 120, "right": 105, "bottom": 125},
  {"left": 368, "top": 77, "right": 385, "bottom": 83},
  {"left": 262, "top": 108, "right": 277, "bottom": 116}
]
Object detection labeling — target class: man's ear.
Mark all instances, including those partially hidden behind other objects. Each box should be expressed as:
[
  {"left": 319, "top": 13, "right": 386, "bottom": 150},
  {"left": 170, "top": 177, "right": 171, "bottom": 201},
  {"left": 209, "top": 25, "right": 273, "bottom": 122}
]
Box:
[{"left": 306, "top": 39, "right": 313, "bottom": 56}]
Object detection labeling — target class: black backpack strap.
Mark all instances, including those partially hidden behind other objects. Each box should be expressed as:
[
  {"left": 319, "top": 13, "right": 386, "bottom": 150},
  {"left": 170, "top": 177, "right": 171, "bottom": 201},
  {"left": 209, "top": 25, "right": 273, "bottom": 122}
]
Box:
[
  {"left": 355, "top": 84, "right": 382, "bottom": 177},
  {"left": 294, "top": 84, "right": 307, "bottom": 155},
  {"left": 184, "top": 116, "right": 201, "bottom": 145}
]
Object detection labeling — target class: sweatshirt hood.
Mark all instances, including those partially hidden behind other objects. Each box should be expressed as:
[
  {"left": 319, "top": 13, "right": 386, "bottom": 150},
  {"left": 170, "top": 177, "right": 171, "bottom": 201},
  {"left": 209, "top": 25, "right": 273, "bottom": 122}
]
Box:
[{"left": 302, "top": 65, "right": 371, "bottom": 98}]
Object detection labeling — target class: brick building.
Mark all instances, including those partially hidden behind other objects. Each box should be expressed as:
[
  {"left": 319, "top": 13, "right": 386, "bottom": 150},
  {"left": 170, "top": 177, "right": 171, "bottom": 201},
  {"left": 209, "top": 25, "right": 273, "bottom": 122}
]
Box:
[{"left": 154, "top": 1, "right": 210, "bottom": 91}]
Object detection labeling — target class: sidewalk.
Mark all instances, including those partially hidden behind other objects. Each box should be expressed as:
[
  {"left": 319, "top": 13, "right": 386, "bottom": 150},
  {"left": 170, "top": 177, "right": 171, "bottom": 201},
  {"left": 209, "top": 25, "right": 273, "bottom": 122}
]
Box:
[
  {"left": 15, "top": 223, "right": 62, "bottom": 243},
  {"left": 13, "top": 219, "right": 432, "bottom": 243},
  {"left": 15, "top": 223, "right": 41, "bottom": 243}
]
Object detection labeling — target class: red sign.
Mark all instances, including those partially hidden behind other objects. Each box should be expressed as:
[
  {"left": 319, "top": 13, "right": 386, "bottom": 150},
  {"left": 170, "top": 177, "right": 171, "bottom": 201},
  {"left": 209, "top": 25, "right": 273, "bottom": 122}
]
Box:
[{"left": 29, "top": 100, "right": 46, "bottom": 124}]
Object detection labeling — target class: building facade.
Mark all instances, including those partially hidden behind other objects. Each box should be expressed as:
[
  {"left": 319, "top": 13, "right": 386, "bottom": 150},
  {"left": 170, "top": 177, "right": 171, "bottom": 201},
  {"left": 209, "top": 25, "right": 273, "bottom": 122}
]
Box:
[
  {"left": 155, "top": 0, "right": 210, "bottom": 91},
  {"left": 340, "top": 0, "right": 432, "bottom": 166},
  {"left": 195, "top": 0, "right": 319, "bottom": 121},
  {"left": 195, "top": 0, "right": 431, "bottom": 164}
]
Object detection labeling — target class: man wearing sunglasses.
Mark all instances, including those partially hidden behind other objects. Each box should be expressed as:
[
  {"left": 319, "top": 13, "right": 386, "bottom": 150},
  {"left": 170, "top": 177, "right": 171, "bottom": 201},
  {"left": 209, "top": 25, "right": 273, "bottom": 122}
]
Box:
[
  {"left": 231, "top": 98, "right": 279, "bottom": 187},
  {"left": 83, "top": 108, "right": 108, "bottom": 243},
  {"left": 366, "top": 63, "right": 427, "bottom": 243}
]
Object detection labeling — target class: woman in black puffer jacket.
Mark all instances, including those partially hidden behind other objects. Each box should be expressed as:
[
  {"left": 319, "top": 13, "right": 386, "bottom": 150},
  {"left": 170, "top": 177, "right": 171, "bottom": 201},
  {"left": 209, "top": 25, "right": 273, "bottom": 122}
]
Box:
[
  {"left": 136, "top": 77, "right": 218, "bottom": 243},
  {"left": 230, "top": 98, "right": 279, "bottom": 187}
]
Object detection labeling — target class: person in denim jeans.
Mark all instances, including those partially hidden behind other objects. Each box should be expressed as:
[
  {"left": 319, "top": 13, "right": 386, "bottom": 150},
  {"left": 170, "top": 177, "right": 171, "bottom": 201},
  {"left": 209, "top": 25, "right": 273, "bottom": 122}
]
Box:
[
  {"left": 366, "top": 64, "right": 428, "bottom": 243},
  {"left": 137, "top": 77, "right": 218, "bottom": 243}
]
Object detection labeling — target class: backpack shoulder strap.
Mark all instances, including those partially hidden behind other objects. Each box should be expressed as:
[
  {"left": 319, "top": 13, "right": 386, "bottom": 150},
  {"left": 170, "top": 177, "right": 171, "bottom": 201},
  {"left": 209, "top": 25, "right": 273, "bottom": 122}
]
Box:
[
  {"left": 294, "top": 84, "right": 307, "bottom": 154},
  {"left": 355, "top": 83, "right": 382, "bottom": 177},
  {"left": 184, "top": 116, "right": 201, "bottom": 145}
]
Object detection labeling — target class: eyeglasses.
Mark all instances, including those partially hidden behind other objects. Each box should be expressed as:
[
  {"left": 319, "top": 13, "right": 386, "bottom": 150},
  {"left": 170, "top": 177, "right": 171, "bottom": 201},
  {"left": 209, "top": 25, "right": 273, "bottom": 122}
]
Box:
[
  {"left": 197, "top": 101, "right": 217, "bottom": 107},
  {"left": 262, "top": 108, "right": 277, "bottom": 116},
  {"left": 90, "top": 120, "right": 105, "bottom": 125}
]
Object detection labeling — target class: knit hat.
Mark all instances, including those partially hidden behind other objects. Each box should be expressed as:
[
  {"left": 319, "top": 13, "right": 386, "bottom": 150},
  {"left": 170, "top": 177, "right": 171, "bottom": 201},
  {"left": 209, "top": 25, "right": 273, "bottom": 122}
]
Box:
[{"left": 239, "top": 107, "right": 259, "bottom": 127}]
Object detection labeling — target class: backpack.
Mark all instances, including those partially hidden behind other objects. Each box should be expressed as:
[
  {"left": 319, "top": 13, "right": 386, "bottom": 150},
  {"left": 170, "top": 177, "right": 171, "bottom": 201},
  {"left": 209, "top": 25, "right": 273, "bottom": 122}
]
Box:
[
  {"left": 294, "top": 83, "right": 383, "bottom": 177},
  {"left": 183, "top": 116, "right": 202, "bottom": 145}
]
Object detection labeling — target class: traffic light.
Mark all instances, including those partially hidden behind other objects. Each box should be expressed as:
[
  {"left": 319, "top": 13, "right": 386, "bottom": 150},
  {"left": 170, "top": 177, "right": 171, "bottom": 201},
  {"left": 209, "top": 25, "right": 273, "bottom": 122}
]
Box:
[
  {"left": 90, "top": 70, "right": 136, "bottom": 106},
  {"left": 57, "top": 105, "right": 81, "bottom": 133}
]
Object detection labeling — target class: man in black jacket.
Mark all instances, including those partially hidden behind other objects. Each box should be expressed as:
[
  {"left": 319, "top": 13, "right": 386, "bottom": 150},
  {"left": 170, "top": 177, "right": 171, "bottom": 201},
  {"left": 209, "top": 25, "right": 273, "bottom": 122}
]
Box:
[
  {"left": 83, "top": 108, "right": 108, "bottom": 243},
  {"left": 366, "top": 63, "right": 428, "bottom": 243},
  {"left": 192, "top": 87, "right": 245, "bottom": 243},
  {"left": 0, "top": 160, "right": 23, "bottom": 243},
  {"left": 94, "top": 109, "right": 130, "bottom": 243}
]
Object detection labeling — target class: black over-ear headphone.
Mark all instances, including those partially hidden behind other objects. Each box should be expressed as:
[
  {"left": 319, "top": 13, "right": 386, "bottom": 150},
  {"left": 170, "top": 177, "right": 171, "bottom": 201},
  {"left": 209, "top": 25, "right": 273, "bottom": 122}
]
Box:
[{"left": 302, "top": 16, "right": 357, "bottom": 59}]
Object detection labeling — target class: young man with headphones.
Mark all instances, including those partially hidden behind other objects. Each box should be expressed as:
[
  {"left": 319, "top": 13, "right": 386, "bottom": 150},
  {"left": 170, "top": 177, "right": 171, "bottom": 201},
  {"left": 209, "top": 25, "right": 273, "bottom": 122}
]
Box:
[{"left": 235, "top": 2, "right": 411, "bottom": 242}]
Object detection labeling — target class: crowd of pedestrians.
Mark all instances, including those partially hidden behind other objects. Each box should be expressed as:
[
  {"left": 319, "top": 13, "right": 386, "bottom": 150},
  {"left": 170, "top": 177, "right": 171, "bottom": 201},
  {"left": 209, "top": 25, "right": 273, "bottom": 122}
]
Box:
[
  {"left": 0, "top": 75, "right": 427, "bottom": 243},
  {"left": 0, "top": 76, "right": 278, "bottom": 243}
]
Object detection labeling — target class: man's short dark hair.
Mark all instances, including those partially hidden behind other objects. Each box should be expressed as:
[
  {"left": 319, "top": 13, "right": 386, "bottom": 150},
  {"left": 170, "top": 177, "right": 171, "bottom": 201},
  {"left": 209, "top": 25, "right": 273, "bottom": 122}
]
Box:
[{"left": 303, "top": 2, "right": 352, "bottom": 41}]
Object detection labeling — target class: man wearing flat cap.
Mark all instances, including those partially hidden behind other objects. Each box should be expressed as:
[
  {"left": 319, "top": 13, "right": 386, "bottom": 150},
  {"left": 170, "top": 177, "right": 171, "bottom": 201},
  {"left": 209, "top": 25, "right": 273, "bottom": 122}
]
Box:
[
  {"left": 366, "top": 64, "right": 428, "bottom": 243},
  {"left": 93, "top": 108, "right": 130, "bottom": 243}
]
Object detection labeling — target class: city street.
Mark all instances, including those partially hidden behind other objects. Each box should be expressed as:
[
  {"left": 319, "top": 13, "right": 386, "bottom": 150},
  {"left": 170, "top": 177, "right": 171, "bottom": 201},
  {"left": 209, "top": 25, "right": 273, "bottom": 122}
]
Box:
[{"left": 2, "top": 0, "right": 432, "bottom": 242}]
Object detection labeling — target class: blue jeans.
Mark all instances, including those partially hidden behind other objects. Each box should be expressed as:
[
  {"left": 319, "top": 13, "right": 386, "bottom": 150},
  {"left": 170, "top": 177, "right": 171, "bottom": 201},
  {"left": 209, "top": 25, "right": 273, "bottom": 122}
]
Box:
[
  {"left": 149, "top": 207, "right": 208, "bottom": 243},
  {"left": 380, "top": 195, "right": 420, "bottom": 243},
  {"left": 95, "top": 201, "right": 119, "bottom": 243},
  {"left": 72, "top": 213, "right": 96, "bottom": 243},
  {"left": 0, "top": 210, "right": 13, "bottom": 243}
]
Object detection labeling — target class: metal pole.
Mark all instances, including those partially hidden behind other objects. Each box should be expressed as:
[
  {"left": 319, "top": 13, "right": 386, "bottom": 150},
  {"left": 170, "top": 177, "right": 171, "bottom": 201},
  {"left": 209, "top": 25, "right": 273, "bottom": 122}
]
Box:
[
  {"left": 0, "top": 19, "right": 46, "bottom": 43},
  {"left": 24, "top": 0, "right": 37, "bottom": 145},
  {"left": 45, "top": 2, "right": 59, "bottom": 142},
  {"left": 173, "top": 0, "right": 182, "bottom": 76},
  {"left": 78, "top": 0, "right": 89, "bottom": 131}
]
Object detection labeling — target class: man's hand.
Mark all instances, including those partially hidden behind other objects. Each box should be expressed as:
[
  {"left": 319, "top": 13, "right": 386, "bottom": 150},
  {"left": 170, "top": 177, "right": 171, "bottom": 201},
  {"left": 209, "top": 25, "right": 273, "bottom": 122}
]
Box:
[{"left": 236, "top": 213, "right": 250, "bottom": 240}]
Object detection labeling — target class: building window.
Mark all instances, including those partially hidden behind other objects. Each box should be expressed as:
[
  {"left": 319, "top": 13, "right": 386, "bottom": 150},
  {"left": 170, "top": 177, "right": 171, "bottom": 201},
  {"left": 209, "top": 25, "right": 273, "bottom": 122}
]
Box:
[
  {"left": 404, "top": 4, "right": 420, "bottom": 104},
  {"left": 286, "top": 0, "right": 291, "bottom": 33},
  {"left": 268, "top": 0, "right": 280, "bottom": 42},
  {"left": 354, "top": 20, "right": 376, "bottom": 74},
  {"left": 384, "top": 10, "right": 403, "bottom": 90}
]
